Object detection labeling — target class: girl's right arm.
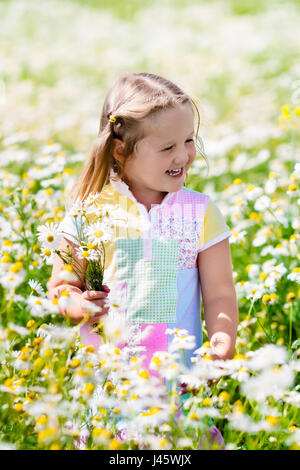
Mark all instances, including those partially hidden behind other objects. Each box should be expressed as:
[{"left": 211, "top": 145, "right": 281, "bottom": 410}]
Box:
[{"left": 48, "top": 237, "right": 110, "bottom": 324}]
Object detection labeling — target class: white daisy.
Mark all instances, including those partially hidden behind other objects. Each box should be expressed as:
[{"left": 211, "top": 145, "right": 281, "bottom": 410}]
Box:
[
  {"left": 28, "top": 279, "right": 45, "bottom": 295},
  {"left": 84, "top": 221, "right": 114, "bottom": 245},
  {"left": 287, "top": 268, "right": 300, "bottom": 284},
  {"left": 254, "top": 195, "right": 271, "bottom": 212},
  {"left": 7, "top": 323, "right": 29, "bottom": 337},
  {"left": 68, "top": 199, "right": 85, "bottom": 218},
  {"left": 76, "top": 245, "right": 99, "bottom": 260},
  {"left": 58, "top": 264, "right": 79, "bottom": 282},
  {"left": 37, "top": 222, "right": 63, "bottom": 250},
  {"left": 103, "top": 312, "right": 130, "bottom": 345},
  {"left": 83, "top": 192, "right": 101, "bottom": 210},
  {"left": 40, "top": 247, "right": 55, "bottom": 265},
  {"left": 1, "top": 272, "right": 25, "bottom": 290},
  {"left": 27, "top": 295, "right": 47, "bottom": 317}
]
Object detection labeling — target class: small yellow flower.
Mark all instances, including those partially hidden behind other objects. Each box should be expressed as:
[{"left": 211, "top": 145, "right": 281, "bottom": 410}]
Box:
[
  {"left": 262, "top": 294, "right": 271, "bottom": 304},
  {"left": 1, "top": 255, "right": 12, "bottom": 263},
  {"left": 108, "top": 439, "right": 121, "bottom": 450},
  {"left": 286, "top": 292, "right": 296, "bottom": 302},
  {"left": 218, "top": 391, "right": 230, "bottom": 403},
  {"left": 60, "top": 290, "right": 70, "bottom": 297},
  {"left": 9, "top": 261, "right": 23, "bottom": 273},
  {"left": 36, "top": 415, "right": 49, "bottom": 426},
  {"left": 26, "top": 320, "right": 35, "bottom": 328},
  {"left": 159, "top": 438, "right": 169, "bottom": 448},
  {"left": 202, "top": 397, "right": 211, "bottom": 406},
  {"left": 43, "top": 349, "right": 53, "bottom": 359},
  {"left": 50, "top": 384, "right": 59, "bottom": 394},
  {"left": 104, "top": 381, "right": 114, "bottom": 393},
  {"left": 280, "top": 104, "right": 291, "bottom": 117},
  {"left": 14, "top": 403, "right": 23, "bottom": 412},
  {"left": 83, "top": 383, "right": 95, "bottom": 394},
  {"left": 233, "top": 178, "right": 243, "bottom": 185},
  {"left": 259, "top": 272, "right": 268, "bottom": 281},
  {"left": 58, "top": 366, "right": 67, "bottom": 377},
  {"left": 38, "top": 427, "right": 58, "bottom": 443},
  {"left": 33, "top": 337, "right": 44, "bottom": 346},
  {"left": 33, "top": 357, "right": 44, "bottom": 369},
  {"left": 233, "top": 400, "right": 245, "bottom": 414},
  {"left": 202, "top": 354, "right": 212, "bottom": 360},
  {"left": 277, "top": 338, "right": 285, "bottom": 345},
  {"left": 265, "top": 415, "right": 280, "bottom": 426},
  {"left": 151, "top": 356, "right": 162, "bottom": 367},
  {"left": 85, "top": 345, "right": 95, "bottom": 353},
  {"left": 288, "top": 184, "right": 298, "bottom": 192},
  {"left": 49, "top": 443, "right": 61, "bottom": 450},
  {"left": 92, "top": 428, "right": 111, "bottom": 439},
  {"left": 139, "top": 370, "right": 150, "bottom": 379},
  {"left": 69, "top": 358, "right": 81, "bottom": 368},
  {"left": 19, "top": 352, "right": 29, "bottom": 361}
]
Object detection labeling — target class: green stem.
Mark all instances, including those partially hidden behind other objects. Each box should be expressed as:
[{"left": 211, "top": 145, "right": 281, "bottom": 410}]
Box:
[
  {"left": 289, "top": 304, "right": 293, "bottom": 349},
  {"left": 245, "top": 297, "right": 255, "bottom": 324}
]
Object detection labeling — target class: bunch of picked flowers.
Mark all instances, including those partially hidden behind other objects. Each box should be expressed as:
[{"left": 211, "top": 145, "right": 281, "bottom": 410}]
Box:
[{"left": 37, "top": 193, "right": 115, "bottom": 293}]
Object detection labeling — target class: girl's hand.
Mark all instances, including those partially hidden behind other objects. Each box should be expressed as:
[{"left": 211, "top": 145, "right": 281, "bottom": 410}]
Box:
[{"left": 80, "top": 285, "right": 110, "bottom": 324}]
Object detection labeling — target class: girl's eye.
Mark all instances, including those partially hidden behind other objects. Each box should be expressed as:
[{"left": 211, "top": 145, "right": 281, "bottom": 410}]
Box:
[{"left": 162, "top": 139, "right": 194, "bottom": 152}]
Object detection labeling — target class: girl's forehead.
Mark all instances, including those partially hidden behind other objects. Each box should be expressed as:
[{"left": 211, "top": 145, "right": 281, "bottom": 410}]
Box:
[{"left": 145, "top": 104, "right": 194, "bottom": 141}]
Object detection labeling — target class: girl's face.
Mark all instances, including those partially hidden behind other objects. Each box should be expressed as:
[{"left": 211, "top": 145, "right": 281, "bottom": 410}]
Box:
[{"left": 120, "top": 103, "right": 197, "bottom": 210}]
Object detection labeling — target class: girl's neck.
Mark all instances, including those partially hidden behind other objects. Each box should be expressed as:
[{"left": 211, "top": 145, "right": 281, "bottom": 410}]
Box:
[
  {"left": 122, "top": 176, "right": 169, "bottom": 212},
  {"left": 143, "top": 191, "right": 169, "bottom": 212}
]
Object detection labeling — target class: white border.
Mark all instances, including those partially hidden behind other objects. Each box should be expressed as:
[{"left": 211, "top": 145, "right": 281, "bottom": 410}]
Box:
[{"left": 197, "top": 230, "right": 232, "bottom": 253}]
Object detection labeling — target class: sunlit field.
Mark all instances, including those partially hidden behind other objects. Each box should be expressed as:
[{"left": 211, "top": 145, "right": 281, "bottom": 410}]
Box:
[{"left": 0, "top": 0, "right": 299, "bottom": 450}]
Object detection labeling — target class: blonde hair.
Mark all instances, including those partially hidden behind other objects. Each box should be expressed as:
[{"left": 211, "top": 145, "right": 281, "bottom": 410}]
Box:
[{"left": 69, "top": 72, "right": 208, "bottom": 203}]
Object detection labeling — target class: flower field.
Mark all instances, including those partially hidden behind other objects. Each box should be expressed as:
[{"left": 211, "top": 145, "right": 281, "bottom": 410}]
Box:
[{"left": 0, "top": 0, "right": 299, "bottom": 450}]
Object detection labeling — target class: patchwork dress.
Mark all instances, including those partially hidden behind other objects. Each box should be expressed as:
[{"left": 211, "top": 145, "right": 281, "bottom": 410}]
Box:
[{"left": 58, "top": 168, "right": 232, "bottom": 374}]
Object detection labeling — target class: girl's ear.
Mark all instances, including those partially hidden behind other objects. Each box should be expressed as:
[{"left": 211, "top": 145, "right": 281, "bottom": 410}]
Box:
[{"left": 112, "top": 138, "right": 125, "bottom": 166}]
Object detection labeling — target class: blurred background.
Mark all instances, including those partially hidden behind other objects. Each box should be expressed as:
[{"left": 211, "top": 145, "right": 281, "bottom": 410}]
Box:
[
  {"left": 0, "top": 1, "right": 299, "bottom": 450},
  {"left": 1, "top": 0, "right": 299, "bottom": 189}
]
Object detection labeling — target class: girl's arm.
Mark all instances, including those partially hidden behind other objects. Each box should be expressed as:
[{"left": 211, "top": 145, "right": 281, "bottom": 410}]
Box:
[{"left": 197, "top": 238, "right": 239, "bottom": 360}]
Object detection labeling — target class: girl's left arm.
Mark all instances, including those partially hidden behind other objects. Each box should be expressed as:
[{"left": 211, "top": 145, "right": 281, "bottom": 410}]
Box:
[{"left": 197, "top": 238, "right": 239, "bottom": 360}]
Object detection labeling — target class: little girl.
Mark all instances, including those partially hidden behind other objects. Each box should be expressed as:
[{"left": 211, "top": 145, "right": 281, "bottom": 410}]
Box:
[{"left": 48, "top": 71, "right": 238, "bottom": 394}]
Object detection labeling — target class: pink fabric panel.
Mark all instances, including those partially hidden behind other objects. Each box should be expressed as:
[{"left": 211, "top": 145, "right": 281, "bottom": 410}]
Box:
[
  {"left": 140, "top": 323, "right": 168, "bottom": 378},
  {"left": 80, "top": 324, "right": 102, "bottom": 350}
]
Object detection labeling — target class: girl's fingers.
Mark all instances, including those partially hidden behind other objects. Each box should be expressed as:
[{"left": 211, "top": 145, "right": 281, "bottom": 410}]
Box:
[{"left": 82, "top": 290, "right": 108, "bottom": 300}]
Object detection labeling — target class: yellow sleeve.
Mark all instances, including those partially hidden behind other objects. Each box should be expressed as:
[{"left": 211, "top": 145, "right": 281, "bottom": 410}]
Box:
[{"left": 198, "top": 197, "right": 231, "bottom": 252}]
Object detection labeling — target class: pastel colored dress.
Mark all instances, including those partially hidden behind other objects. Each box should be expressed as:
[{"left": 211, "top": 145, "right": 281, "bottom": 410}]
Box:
[{"left": 58, "top": 168, "right": 232, "bottom": 375}]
